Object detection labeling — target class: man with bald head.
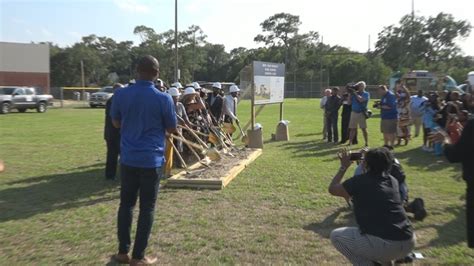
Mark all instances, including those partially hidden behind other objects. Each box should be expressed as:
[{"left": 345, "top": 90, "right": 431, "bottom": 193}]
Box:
[{"left": 111, "top": 55, "right": 177, "bottom": 265}]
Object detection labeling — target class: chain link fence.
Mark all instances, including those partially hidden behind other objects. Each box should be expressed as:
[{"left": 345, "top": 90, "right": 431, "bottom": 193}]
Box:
[{"left": 284, "top": 82, "right": 381, "bottom": 99}]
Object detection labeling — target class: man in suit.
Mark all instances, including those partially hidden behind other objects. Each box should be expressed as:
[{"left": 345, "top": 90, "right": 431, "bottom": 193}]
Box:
[
  {"left": 104, "top": 83, "right": 124, "bottom": 180},
  {"left": 206, "top": 82, "right": 224, "bottom": 123}
]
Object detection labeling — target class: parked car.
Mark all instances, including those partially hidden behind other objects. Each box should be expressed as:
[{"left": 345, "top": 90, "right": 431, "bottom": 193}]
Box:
[
  {"left": 89, "top": 86, "right": 113, "bottom": 108},
  {"left": 0, "top": 86, "right": 53, "bottom": 114}
]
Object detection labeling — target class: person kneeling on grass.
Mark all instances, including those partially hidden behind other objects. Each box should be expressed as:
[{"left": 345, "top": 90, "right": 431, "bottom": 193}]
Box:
[
  {"left": 352, "top": 146, "right": 427, "bottom": 221},
  {"left": 328, "top": 147, "right": 415, "bottom": 265}
]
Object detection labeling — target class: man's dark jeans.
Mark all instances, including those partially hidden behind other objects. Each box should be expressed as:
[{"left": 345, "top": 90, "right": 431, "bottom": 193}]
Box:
[
  {"left": 118, "top": 164, "right": 162, "bottom": 259},
  {"left": 326, "top": 112, "right": 339, "bottom": 142},
  {"left": 467, "top": 178, "right": 474, "bottom": 248},
  {"left": 105, "top": 138, "right": 120, "bottom": 179}
]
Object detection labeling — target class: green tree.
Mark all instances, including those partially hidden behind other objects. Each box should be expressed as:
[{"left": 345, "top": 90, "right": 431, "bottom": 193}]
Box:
[
  {"left": 254, "top": 12, "right": 302, "bottom": 65},
  {"left": 375, "top": 12, "right": 471, "bottom": 70}
]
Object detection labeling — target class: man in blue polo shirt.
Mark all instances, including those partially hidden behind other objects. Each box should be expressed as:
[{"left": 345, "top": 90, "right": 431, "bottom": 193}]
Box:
[
  {"left": 378, "top": 85, "right": 398, "bottom": 146},
  {"left": 111, "top": 55, "right": 177, "bottom": 265},
  {"left": 348, "top": 81, "right": 370, "bottom": 146}
]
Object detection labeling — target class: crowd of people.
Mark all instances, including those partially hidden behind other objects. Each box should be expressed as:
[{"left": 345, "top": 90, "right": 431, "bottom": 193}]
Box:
[
  {"left": 102, "top": 55, "right": 245, "bottom": 265},
  {"left": 322, "top": 80, "right": 474, "bottom": 265},
  {"left": 104, "top": 74, "right": 241, "bottom": 180},
  {"left": 101, "top": 63, "right": 474, "bottom": 265},
  {"left": 320, "top": 80, "right": 474, "bottom": 150}
]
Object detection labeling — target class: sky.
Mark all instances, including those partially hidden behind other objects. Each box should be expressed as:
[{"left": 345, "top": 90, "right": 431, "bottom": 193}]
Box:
[{"left": 1, "top": 0, "right": 474, "bottom": 56}]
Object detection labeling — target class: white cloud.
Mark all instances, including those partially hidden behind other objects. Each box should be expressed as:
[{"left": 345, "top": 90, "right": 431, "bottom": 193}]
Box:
[{"left": 114, "top": 0, "right": 151, "bottom": 14}]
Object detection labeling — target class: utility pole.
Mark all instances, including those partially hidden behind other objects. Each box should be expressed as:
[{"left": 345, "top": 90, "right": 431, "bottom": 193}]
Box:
[
  {"left": 80, "top": 60, "right": 85, "bottom": 87},
  {"left": 174, "top": 0, "right": 179, "bottom": 82},
  {"left": 410, "top": 0, "right": 415, "bottom": 67},
  {"left": 368, "top": 35, "right": 371, "bottom": 52},
  {"left": 80, "top": 60, "right": 85, "bottom": 103},
  {"left": 192, "top": 30, "right": 196, "bottom": 81},
  {"left": 320, "top": 35, "right": 324, "bottom": 93}
]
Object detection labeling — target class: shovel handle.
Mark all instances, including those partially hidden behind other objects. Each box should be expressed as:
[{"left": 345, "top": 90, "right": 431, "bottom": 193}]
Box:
[
  {"left": 176, "top": 115, "right": 209, "bottom": 148},
  {"left": 176, "top": 131, "right": 202, "bottom": 163},
  {"left": 170, "top": 134, "right": 205, "bottom": 151},
  {"left": 167, "top": 137, "right": 187, "bottom": 169},
  {"left": 236, "top": 120, "right": 246, "bottom": 137}
]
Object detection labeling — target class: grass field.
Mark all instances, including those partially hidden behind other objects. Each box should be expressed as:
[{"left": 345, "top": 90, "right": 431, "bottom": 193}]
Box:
[{"left": 0, "top": 99, "right": 473, "bottom": 265}]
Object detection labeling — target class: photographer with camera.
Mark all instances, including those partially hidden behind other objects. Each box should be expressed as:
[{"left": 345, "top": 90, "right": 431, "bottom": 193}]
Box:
[
  {"left": 352, "top": 146, "right": 427, "bottom": 221},
  {"left": 376, "top": 85, "right": 398, "bottom": 147},
  {"left": 328, "top": 147, "right": 415, "bottom": 265},
  {"left": 347, "top": 81, "right": 370, "bottom": 147}
]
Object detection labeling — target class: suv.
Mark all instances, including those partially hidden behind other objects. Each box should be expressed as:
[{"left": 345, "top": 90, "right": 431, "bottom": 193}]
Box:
[
  {"left": 89, "top": 86, "right": 114, "bottom": 108},
  {"left": 0, "top": 86, "right": 53, "bottom": 114}
]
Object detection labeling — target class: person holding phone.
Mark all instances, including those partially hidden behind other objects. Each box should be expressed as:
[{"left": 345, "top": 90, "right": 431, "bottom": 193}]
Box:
[
  {"left": 328, "top": 147, "right": 415, "bottom": 265},
  {"left": 430, "top": 118, "right": 474, "bottom": 248}
]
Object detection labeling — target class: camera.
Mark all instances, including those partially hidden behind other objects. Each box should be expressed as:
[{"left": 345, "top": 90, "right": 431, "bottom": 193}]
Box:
[
  {"left": 349, "top": 151, "right": 363, "bottom": 161},
  {"left": 373, "top": 100, "right": 381, "bottom": 109},
  {"left": 337, "top": 150, "right": 364, "bottom": 161},
  {"left": 346, "top": 83, "right": 358, "bottom": 94}
]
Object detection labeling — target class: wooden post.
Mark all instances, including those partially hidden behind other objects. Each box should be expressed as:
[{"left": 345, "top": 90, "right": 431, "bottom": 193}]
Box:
[
  {"left": 279, "top": 102, "right": 283, "bottom": 121},
  {"left": 251, "top": 65, "right": 255, "bottom": 131}
]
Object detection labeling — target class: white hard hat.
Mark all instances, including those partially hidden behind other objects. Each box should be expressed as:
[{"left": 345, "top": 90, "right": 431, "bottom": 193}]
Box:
[
  {"left": 172, "top": 82, "right": 183, "bottom": 89},
  {"left": 193, "top": 82, "right": 202, "bottom": 89},
  {"left": 212, "top": 82, "right": 222, "bottom": 89},
  {"left": 229, "top": 84, "right": 240, "bottom": 93},
  {"left": 156, "top": 79, "right": 163, "bottom": 86},
  {"left": 183, "top": 87, "right": 198, "bottom": 96},
  {"left": 355, "top": 81, "right": 366, "bottom": 89},
  {"left": 167, "top": 87, "right": 181, "bottom": 97}
]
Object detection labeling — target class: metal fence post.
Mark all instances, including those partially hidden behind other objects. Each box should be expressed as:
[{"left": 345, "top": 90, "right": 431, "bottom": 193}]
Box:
[{"left": 60, "top": 87, "right": 64, "bottom": 108}]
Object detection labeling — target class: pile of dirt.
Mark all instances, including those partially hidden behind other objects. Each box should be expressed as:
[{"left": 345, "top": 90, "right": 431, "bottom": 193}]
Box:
[{"left": 183, "top": 148, "right": 253, "bottom": 180}]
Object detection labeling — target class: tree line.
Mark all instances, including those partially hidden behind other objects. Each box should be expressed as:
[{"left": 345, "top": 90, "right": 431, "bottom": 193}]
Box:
[{"left": 49, "top": 12, "right": 473, "bottom": 88}]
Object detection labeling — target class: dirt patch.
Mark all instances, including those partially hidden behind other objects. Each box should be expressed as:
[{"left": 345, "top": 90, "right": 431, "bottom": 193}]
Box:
[{"left": 182, "top": 148, "right": 253, "bottom": 180}]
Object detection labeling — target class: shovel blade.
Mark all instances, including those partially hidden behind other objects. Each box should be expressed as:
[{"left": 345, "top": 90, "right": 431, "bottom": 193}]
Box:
[{"left": 206, "top": 148, "right": 222, "bottom": 161}]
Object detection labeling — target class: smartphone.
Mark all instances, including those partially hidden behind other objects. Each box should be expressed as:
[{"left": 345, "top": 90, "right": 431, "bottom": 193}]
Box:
[{"left": 349, "top": 152, "right": 363, "bottom": 161}]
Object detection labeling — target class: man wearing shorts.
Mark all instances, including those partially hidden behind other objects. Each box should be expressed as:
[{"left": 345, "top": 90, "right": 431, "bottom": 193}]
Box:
[
  {"left": 378, "top": 85, "right": 398, "bottom": 146},
  {"left": 348, "top": 81, "right": 370, "bottom": 147}
]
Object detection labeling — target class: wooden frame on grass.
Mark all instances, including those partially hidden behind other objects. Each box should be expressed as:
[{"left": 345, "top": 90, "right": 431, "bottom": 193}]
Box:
[{"left": 166, "top": 149, "right": 262, "bottom": 190}]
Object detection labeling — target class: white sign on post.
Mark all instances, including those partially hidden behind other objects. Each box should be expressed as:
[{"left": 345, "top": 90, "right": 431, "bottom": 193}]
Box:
[{"left": 253, "top": 61, "right": 285, "bottom": 105}]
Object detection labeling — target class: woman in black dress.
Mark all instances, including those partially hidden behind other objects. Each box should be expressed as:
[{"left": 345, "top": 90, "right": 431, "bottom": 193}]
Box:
[{"left": 340, "top": 88, "right": 358, "bottom": 144}]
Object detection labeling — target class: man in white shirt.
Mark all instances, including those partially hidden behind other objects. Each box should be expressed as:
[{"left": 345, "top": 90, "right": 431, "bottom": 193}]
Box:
[
  {"left": 223, "top": 84, "right": 240, "bottom": 124},
  {"left": 410, "top": 90, "right": 428, "bottom": 138},
  {"left": 320, "top": 89, "right": 332, "bottom": 140}
]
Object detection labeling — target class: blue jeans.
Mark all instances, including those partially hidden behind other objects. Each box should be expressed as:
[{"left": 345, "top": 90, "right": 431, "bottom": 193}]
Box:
[{"left": 117, "top": 164, "right": 162, "bottom": 259}]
